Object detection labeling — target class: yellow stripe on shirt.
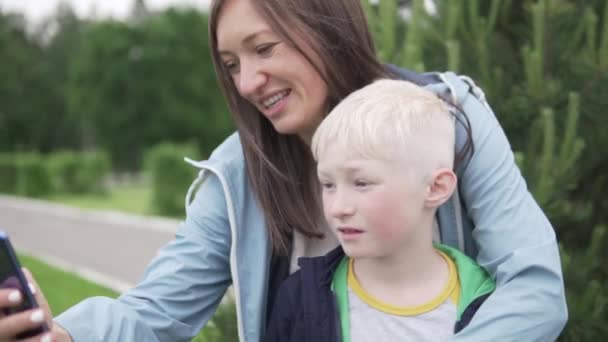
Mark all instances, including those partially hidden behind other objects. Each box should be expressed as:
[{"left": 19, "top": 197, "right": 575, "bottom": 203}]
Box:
[{"left": 347, "top": 250, "right": 460, "bottom": 316}]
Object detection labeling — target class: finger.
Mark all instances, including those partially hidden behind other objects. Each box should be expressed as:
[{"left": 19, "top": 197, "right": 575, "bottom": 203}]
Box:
[
  {"left": 0, "top": 289, "right": 22, "bottom": 320},
  {"left": 19, "top": 331, "right": 54, "bottom": 342},
  {"left": 0, "top": 288, "right": 24, "bottom": 309},
  {"left": 21, "top": 269, "right": 52, "bottom": 326},
  {"left": 0, "top": 308, "right": 47, "bottom": 339}
]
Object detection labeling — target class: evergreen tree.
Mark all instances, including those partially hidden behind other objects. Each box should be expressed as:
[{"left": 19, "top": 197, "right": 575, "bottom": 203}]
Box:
[{"left": 364, "top": 0, "right": 607, "bottom": 339}]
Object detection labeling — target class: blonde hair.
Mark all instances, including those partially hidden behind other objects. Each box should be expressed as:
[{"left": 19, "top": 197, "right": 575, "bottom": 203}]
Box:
[{"left": 311, "top": 79, "right": 455, "bottom": 177}]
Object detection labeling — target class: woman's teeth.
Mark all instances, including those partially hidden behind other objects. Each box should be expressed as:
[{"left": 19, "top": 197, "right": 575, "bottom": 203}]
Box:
[{"left": 263, "top": 90, "right": 289, "bottom": 108}]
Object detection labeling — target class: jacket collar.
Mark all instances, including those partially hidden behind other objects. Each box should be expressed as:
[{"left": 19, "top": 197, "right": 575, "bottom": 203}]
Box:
[{"left": 297, "top": 246, "right": 345, "bottom": 289}]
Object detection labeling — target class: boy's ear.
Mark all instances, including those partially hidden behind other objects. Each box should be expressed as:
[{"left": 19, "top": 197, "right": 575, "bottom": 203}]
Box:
[{"left": 425, "top": 168, "right": 457, "bottom": 208}]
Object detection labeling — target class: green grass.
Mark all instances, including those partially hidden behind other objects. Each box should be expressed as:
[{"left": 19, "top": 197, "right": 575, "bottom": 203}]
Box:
[
  {"left": 18, "top": 253, "right": 119, "bottom": 316},
  {"left": 45, "top": 182, "right": 153, "bottom": 216}
]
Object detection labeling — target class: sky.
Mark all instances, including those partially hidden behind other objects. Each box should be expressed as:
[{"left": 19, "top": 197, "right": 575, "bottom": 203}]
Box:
[{"left": 0, "top": 0, "right": 212, "bottom": 23}]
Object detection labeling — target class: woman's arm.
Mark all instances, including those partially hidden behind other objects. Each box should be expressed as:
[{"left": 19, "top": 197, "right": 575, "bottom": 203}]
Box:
[
  {"left": 55, "top": 173, "right": 233, "bottom": 342},
  {"left": 441, "top": 72, "right": 568, "bottom": 341}
]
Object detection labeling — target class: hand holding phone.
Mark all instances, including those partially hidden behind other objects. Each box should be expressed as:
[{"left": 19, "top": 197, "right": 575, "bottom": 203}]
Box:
[{"left": 0, "top": 230, "right": 50, "bottom": 339}]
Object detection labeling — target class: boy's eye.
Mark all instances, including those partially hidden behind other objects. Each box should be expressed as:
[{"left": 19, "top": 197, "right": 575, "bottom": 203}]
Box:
[
  {"left": 354, "top": 179, "right": 371, "bottom": 187},
  {"left": 320, "top": 182, "right": 335, "bottom": 190}
]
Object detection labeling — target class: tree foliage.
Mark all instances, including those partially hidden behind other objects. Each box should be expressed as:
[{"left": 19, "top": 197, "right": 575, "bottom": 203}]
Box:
[
  {"left": 364, "top": 0, "right": 607, "bottom": 339},
  {"left": 0, "top": 4, "right": 83, "bottom": 153},
  {"left": 68, "top": 8, "right": 232, "bottom": 170}
]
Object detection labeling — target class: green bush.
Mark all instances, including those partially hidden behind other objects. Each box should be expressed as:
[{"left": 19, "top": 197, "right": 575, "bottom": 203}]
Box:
[
  {"left": 78, "top": 151, "right": 111, "bottom": 194},
  {"left": 15, "top": 153, "right": 52, "bottom": 198},
  {"left": 48, "top": 150, "right": 111, "bottom": 194},
  {"left": 145, "top": 142, "right": 199, "bottom": 217},
  {"left": 193, "top": 299, "right": 238, "bottom": 342},
  {"left": 48, "top": 151, "right": 80, "bottom": 193},
  {"left": 0, "top": 153, "right": 17, "bottom": 194}
]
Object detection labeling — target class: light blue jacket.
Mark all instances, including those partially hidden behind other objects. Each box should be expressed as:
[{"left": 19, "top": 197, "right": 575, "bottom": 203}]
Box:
[{"left": 56, "top": 71, "right": 567, "bottom": 341}]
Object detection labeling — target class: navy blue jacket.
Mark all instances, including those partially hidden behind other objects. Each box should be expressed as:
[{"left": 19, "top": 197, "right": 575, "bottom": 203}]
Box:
[{"left": 265, "top": 247, "right": 344, "bottom": 342}]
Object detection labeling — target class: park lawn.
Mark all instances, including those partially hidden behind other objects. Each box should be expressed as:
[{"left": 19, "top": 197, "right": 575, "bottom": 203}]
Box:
[
  {"left": 18, "top": 253, "right": 119, "bottom": 316},
  {"left": 45, "top": 182, "right": 153, "bottom": 216}
]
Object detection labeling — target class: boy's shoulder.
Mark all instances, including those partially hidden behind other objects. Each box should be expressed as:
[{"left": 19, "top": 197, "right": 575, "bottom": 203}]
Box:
[
  {"left": 266, "top": 248, "right": 345, "bottom": 342},
  {"left": 275, "top": 267, "right": 305, "bottom": 302},
  {"left": 282, "top": 246, "right": 346, "bottom": 294},
  {"left": 272, "top": 247, "right": 346, "bottom": 316}
]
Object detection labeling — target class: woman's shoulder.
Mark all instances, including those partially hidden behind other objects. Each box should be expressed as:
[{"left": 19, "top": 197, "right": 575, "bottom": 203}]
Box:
[
  {"left": 208, "top": 132, "right": 246, "bottom": 167},
  {"left": 186, "top": 132, "right": 246, "bottom": 175},
  {"left": 388, "top": 65, "right": 489, "bottom": 109},
  {"left": 184, "top": 132, "right": 248, "bottom": 206}
]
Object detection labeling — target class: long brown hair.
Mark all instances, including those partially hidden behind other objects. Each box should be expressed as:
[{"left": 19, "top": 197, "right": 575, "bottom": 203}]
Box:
[{"left": 209, "top": 0, "right": 393, "bottom": 254}]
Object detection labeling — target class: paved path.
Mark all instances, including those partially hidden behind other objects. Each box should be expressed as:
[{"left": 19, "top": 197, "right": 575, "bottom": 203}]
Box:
[{"left": 0, "top": 195, "right": 179, "bottom": 293}]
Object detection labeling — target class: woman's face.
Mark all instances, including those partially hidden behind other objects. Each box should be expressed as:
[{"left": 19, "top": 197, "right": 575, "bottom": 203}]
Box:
[{"left": 216, "top": 0, "right": 329, "bottom": 143}]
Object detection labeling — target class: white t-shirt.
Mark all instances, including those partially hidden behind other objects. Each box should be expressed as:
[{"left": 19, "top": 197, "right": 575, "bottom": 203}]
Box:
[{"left": 348, "top": 251, "right": 460, "bottom": 342}]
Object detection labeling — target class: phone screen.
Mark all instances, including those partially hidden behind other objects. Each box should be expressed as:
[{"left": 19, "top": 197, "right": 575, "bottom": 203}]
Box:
[{"left": 0, "top": 232, "right": 48, "bottom": 338}]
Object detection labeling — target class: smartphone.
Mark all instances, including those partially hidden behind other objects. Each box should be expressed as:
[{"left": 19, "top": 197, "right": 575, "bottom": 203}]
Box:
[{"left": 0, "top": 230, "right": 49, "bottom": 338}]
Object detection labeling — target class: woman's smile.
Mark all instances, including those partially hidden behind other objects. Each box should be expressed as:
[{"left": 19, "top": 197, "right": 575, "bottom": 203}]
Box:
[{"left": 260, "top": 89, "right": 291, "bottom": 119}]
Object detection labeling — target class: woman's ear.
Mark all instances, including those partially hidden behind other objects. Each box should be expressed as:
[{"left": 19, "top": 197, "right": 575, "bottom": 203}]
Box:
[{"left": 425, "top": 168, "right": 457, "bottom": 208}]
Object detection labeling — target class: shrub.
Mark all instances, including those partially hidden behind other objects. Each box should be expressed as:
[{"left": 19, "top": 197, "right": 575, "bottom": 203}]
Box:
[
  {"left": 78, "top": 151, "right": 111, "bottom": 194},
  {"left": 48, "top": 151, "right": 80, "bottom": 193},
  {"left": 145, "top": 143, "right": 199, "bottom": 217},
  {"left": 48, "top": 150, "right": 111, "bottom": 194},
  {"left": 193, "top": 299, "right": 238, "bottom": 342},
  {"left": 15, "top": 153, "right": 52, "bottom": 198},
  {"left": 0, "top": 153, "right": 17, "bottom": 194}
]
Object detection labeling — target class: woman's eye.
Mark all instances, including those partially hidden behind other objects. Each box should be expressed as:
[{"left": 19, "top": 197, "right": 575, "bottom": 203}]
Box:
[
  {"left": 256, "top": 43, "right": 277, "bottom": 56},
  {"left": 223, "top": 61, "right": 239, "bottom": 74}
]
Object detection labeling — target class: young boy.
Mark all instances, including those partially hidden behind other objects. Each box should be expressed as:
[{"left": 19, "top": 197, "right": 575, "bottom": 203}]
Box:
[{"left": 264, "top": 79, "right": 495, "bottom": 342}]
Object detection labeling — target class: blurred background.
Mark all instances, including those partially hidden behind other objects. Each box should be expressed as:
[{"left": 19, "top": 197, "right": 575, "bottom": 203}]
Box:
[{"left": 0, "top": 0, "right": 606, "bottom": 340}]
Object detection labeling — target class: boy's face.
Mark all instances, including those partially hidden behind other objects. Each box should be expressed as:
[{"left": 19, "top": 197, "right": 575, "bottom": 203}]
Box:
[{"left": 317, "top": 143, "right": 429, "bottom": 259}]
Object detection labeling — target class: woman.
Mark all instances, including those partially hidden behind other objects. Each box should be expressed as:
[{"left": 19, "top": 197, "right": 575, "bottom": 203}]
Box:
[{"left": 0, "top": 0, "right": 567, "bottom": 341}]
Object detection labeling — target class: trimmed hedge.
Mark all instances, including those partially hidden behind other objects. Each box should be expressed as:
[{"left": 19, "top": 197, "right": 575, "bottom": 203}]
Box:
[
  {"left": 48, "top": 151, "right": 80, "bottom": 193},
  {"left": 15, "top": 153, "right": 52, "bottom": 198},
  {"left": 79, "top": 151, "right": 111, "bottom": 194},
  {"left": 0, "top": 153, "right": 17, "bottom": 194},
  {"left": 48, "top": 150, "right": 111, "bottom": 194},
  {"left": 0, "top": 150, "right": 111, "bottom": 197},
  {"left": 145, "top": 143, "right": 199, "bottom": 217}
]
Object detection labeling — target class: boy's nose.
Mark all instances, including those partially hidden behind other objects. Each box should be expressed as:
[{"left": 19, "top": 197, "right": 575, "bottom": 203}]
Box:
[{"left": 329, "top": 192, "right": 355, "bottom": 219}]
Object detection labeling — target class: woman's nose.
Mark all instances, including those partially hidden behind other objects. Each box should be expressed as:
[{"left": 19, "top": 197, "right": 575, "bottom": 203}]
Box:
[{"left": 237, "top": 60, "right": 267, "bottom": 97}]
